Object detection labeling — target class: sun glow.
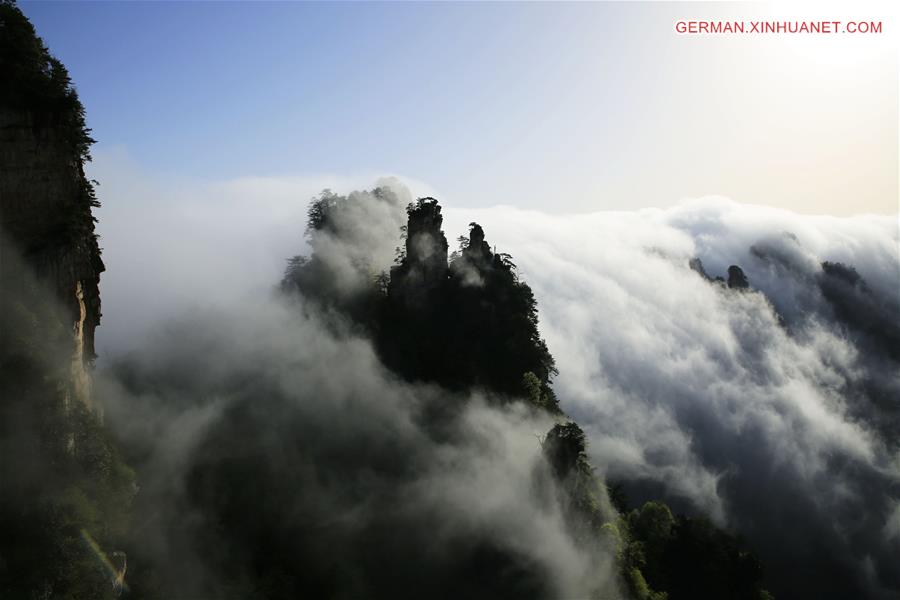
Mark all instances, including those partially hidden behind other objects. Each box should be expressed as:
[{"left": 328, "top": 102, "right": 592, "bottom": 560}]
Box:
[{"left": 764, "top": 0, "right": 898, "bottom": 67}]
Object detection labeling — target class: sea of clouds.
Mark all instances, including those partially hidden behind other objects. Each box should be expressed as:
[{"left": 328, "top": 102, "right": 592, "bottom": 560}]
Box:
[
  {"left": 444, "top": 200, "right": 900, "bottom": 599},
  {"left": 91, "top": 154, "right": 899, "bottom": 598}
]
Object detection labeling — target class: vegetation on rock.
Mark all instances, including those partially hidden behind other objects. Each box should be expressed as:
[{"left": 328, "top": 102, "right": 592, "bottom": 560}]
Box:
[{"left": 2, "top": 3, "right": 773, "bottom": 596}]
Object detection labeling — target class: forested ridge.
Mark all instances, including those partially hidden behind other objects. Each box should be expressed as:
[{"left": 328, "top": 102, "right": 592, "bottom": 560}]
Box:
[
  {"left": 280, "top": 188, "right": 774, "bottom": 600},
  {"left": 1, "top": 3, "right": 774, "bottom": 598}
]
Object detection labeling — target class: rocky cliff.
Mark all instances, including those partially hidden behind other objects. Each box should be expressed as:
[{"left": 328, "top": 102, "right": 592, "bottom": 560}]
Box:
[
  {"left": 1, "top": 0, "right": 103, "bottom": 411},
  {"left": 1, "top": 7, "right": 135, "bottom": 598}
]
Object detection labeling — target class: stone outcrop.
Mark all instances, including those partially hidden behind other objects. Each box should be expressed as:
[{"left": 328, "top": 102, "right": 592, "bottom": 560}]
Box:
[
  {"left": 688, "top": 257, "right": 711, "bottom": 280},
  {"left": 727, "top": 265, "right": 749, "bottom": 290},
  {"left": 463, "top": 223, "right": 491, "bottom": 264},
  {"left": 388, "top": 198, "right": 448, "bottom": 307},
  {"left": 689, "top": 258, "right": 750, "bottom": 290},
  {"left": 450, "top": 222, "right": 492, "bottom": 287}
]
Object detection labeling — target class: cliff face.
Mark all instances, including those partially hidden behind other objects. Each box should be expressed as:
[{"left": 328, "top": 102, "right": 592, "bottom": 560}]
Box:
[
  {"left": 0, "top": 2, "right": 103, "bottom": 411},
  {"left": 0, "top": 8, "right": 137, "bottom": 599}
]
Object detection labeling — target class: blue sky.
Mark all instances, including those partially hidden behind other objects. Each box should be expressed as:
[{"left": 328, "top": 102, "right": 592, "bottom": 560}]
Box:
[{"left": 21, "top": 1, "right": 899, "bottom": 214}]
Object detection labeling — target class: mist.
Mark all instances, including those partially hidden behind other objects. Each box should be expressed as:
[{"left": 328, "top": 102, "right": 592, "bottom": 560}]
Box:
[
  {"left": 89, "top": 165, "right": 622, "bottom": 597},
  {"left": 444, "top": 199, "right": 900, "bottom": 598},
  {"left": 89, "top": 148, "right": 436, "bottom": 357},
  {"left": 95, "top": 282, "right": 620, "bottom": 598},
  {"left": 89, "top": 155, "right": 899, "bottom": 599},
  {"left": 6, "top": 1, "right": 897, "bottom": 596}
]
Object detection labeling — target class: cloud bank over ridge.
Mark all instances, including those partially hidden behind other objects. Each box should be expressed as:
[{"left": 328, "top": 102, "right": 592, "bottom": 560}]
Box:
[
  {"left": 91, "top": 156, "right": 899, "bottom": 598},
  {"left": 445, "top": 199, "right": 900, "bottom": 599}
]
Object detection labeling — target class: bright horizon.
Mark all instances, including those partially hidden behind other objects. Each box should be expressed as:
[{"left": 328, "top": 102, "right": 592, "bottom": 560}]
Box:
[
  {"left": 21, "top": 0, "right": 899, "bottom": 217},
  {"left": 4, "top": 4, "right": 900, "bottom": 599}
]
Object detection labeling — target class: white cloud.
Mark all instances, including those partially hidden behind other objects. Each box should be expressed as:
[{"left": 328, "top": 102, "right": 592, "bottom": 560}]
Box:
[{"left": 88, "top": 158, "right": 900, "bottom": 596}]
